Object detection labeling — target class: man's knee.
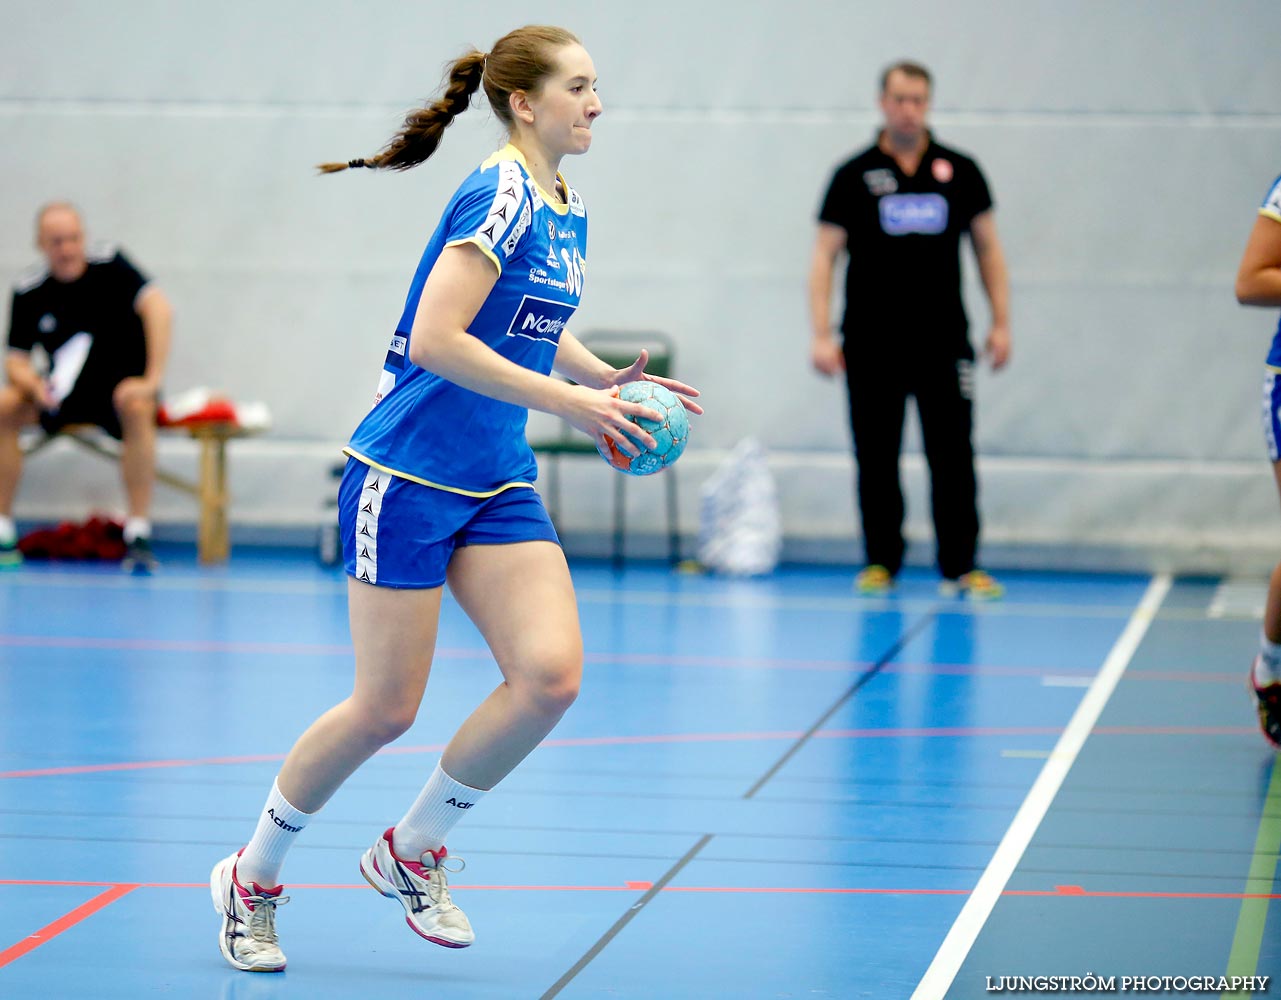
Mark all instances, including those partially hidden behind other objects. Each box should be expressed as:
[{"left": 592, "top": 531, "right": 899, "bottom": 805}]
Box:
[{"left": 115, "top": 392, "right": 156, "bottom": 426}]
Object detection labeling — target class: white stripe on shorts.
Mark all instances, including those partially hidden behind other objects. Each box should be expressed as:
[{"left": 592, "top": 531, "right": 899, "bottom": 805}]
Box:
[
  {"left": 1264, "top": 370, "right": 1279, "bottom": 463},
  {"left": 354, "top": 466, "right": 387, "bottom": 584}
]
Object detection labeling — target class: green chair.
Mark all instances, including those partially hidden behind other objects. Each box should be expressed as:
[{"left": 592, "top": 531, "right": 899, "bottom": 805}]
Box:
[{"left": 529, "top": 330, "right": 680, "bottom": 568}]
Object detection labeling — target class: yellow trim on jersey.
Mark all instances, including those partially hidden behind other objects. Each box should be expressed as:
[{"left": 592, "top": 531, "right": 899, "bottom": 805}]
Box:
[
  {"left": 1267, "top": 364, "right": 1281, "bottom": 374},
  {"left": 444, "top": 236, "right": 503, "bottom": 276},
  {"left": 343, "top": 447, "right": 535, "bottom": 498},
  {"left": 1261, "top": 208, "right": 1281, "bottom": 225},
  {"left": 480, "top": 143, "right": 571, "bottom": 216}
]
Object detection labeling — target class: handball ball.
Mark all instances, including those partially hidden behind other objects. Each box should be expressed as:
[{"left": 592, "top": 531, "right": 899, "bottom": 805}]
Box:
[{"left": 602, "top": 381, "right": 690, "bottom": 476}]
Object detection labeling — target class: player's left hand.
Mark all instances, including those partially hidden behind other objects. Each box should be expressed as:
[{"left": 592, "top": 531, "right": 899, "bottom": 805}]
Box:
[
  {"left": 609, "top": 350, "right": 704, "bottom": 415},
  {"left": 984, "top": 324, "right": 1011, "bottom": 371}
]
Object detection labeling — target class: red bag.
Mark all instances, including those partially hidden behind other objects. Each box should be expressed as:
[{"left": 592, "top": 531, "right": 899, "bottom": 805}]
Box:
[{"left": 18, "top": 515, "right": 126, "bottom": 561}]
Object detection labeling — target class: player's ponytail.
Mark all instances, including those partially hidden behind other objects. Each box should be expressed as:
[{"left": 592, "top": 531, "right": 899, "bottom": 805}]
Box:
[
  {"left": 317, "top": 50, "right": 486, "bottom": 174},
  {"left": 318, "top": 25, "right": 580, "bottom": 176}
]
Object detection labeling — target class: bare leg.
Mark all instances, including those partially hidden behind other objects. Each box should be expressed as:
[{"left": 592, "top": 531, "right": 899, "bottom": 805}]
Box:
[
  {"left": 0, "top": 387, "right": 38, "bottom": 516},
  {"left": 116, "top": 392, "right": 157, "bottom": 520},
  {"left": 439, "top": 540, "right": 582, "bottom": 790},
  {"left": 275, "top": 578, "right": 443, "bottom": 812}
]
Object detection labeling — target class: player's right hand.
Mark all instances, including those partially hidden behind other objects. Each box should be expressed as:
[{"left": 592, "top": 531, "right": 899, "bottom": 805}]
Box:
[
  {"left": 559, "top": 383, "right": 661, "bottom": 458},
  {"left": 811, "top": 337, "right": 844, "bottom": 376}
]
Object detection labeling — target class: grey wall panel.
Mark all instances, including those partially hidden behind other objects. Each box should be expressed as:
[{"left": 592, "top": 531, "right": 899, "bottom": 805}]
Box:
[
  {"left": 3, "top": 1, "right": 1280, "bottom": 566},
  {"left": 6, "top": 2, "right": 1278, "bottom": 113}
]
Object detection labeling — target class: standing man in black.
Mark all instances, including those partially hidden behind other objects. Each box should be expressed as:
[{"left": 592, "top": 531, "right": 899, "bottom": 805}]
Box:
[
  {"left": 809, "top": 61, "right": 1011, "bottom": 599},
  {"left": 1, "top": 203, "right": 173, "bottom": 571}
]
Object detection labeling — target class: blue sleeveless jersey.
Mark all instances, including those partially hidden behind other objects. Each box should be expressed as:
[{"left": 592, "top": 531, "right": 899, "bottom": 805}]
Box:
[
  {"left": 1261, "top": 175, "right": 1281, "bottom": 368},
  {"left": 346, "top": 144, "right": 588, "bottom": 494}
]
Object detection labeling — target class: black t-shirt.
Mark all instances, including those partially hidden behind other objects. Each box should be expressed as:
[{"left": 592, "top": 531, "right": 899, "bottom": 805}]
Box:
[
  {"left": 8, "top": 247, "right": 150, "bottom": 395},
  {"left": 818, "top": 134, "right": 993, "bottom": 357}
]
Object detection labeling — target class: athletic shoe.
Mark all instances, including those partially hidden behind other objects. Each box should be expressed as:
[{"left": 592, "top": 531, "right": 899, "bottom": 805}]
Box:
[
  {"left": 359, "top": 827, "right": 474, "bottom": 948},
  {"left": 0, "top": 539, "right": 21, "bottom": 568},
  {"left": 939, "top": 569, "right": 1004, "bottom": 601},
  {"left": 854, "top": 564, "right": 894, "bottom": 596},
  {"left": 122, "top": 535, "right": 157, "bottom": 574},
  {"left": 1249, "top": 655, "right": 1281, "bottom": 750},
  {"left": 210, "top": 850, "right": 289, "bottom": 973}
]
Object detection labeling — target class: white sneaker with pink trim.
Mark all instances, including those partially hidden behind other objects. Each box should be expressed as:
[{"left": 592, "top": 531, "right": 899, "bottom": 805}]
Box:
[
  {"left": 359, "top": 827, "right": 474, "bottom": 948},
  {"left": 210, "top": 850, "right": 288, "bottom": 972}
]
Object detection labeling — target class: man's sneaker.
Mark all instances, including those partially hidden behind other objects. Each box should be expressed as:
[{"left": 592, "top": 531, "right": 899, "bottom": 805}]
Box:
[
  {"left": 122, "top": 535, "right": 158, "bottom": 574},
  {"left": 855, "top": 564, "right": 895, "bottom": 596},
  {"left": 210, "top": 850, "right": 289, "bottom": 973},
  {"left": 0, "top": 539, "right": 21, "bottom": 569},
  {"left": 940, "top": 569, "right": 1005, "bottom": 600},
  {"left": 359, "top": 827, "right": 474, "bottom": 948},
  {"left": 1250, "top": 655, "right": 1281, "bottom": 749}
]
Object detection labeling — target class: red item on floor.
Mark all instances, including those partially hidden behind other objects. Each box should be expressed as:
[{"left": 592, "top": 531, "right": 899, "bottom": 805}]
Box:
[{"left": 18, "top": 516, "right": 127, "bottom": 561}]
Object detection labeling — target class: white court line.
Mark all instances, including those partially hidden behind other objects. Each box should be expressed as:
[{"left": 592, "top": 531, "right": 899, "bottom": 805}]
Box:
[
  {"left": 911, "top": 573, "right": 1172, "bottom": 1000},
  {"left": 1207, "top": 579, "right": 1267, "bottom": 620}
]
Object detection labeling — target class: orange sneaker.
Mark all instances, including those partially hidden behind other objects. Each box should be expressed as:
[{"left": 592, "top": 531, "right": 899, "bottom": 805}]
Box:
[
  {"left": 939, "top": 570, "right": 1004, "bottom": 601},
  {"left": 854, "top": 564, "right": 895, "bottom": 596}
]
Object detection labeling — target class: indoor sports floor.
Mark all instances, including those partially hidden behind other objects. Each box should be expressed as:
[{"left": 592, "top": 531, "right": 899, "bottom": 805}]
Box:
[{"left": 0, "top": 549, "right": 1277, "bottom": 998}]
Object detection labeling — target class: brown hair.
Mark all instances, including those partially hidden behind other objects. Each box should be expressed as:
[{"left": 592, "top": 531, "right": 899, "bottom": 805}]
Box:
[
  {"left": 318, "top": 25, "right": 581, "bottom": 175},
  {"left": 880, "top": 60, "right": 932, "bottom": 93}
]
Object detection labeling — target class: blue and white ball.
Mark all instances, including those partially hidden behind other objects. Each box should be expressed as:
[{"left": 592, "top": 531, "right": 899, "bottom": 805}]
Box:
[{"left": 602, "top": 381, "right": 690, "bottom": 476}]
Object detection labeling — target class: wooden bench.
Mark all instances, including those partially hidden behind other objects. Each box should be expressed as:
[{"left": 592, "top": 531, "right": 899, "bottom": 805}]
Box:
[{"left": 23, "top": 421, "right": 256, "bottom": 564}]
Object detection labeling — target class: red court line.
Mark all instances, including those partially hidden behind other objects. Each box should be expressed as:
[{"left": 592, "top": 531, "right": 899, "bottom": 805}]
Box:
[
  {"left": 0, "top": 725, "right": 1258, "bottom": 780},
  {"left": 0, "top": 634, "right": 355, "bottom": 655},
  {"left": 0, "top": 883, "right": 138, "bottom": 968},
  {"left": 2, "top": 879, "right": 1277, "bottom": 902}
]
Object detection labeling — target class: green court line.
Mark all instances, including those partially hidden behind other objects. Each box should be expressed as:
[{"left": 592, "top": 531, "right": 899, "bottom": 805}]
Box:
[{"left": 1222, "top": 758, "right": 1281, "bottom": 1000}]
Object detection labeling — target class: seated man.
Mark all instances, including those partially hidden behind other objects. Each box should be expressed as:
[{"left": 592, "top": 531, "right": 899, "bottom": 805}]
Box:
[{"left": 1, "top": 202, "right": 173, "bottom": 571}]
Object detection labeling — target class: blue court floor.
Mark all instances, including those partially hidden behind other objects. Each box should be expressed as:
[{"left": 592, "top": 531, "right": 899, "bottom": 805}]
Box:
[{"left": 0, "top": 549, "right": 1276, "bottom": 998}]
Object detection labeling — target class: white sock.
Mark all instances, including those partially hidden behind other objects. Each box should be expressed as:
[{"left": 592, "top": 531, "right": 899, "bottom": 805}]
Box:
[
  {"left": 1257, "top": 631, "right": 1281, "bottom": 685},
  {"left": 123, "top": 517, "right": 151, "bottom": 544},
  {"left": 236, "top": 779, "right": 315, "bottom": 889},
  {"left": 0, "top": 515, "right": 14, "bottom": 546},
  {"left": 392, "top": 762, "right": 487, "bottom": 861}
]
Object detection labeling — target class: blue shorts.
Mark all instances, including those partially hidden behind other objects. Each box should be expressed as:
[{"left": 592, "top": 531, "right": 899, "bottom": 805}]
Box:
[
  {"left": 1265, "top": 369, "right": 1281, "bottom": 463},
  {"left": 338, "top": 457, "right": 560, "bottom": 588}
]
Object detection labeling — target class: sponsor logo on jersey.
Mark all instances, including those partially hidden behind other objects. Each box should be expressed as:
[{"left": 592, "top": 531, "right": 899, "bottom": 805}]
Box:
[
  {"left": 372, "top": 368, "right": 395, "bottom": 406},
  {"left": 544, "top": 219, "right": 562, "bottom": 268},
  {"left": 478, "top": 162, "right": 524, "bottom": 254},
  {"left": 501, "top": 199, "right": 532, "bottom": 258},
  {"left": 568, "top": 188, "right": 586, "bottom": 217},
  {"left": 383, "top": 334, "right": 407, "bottom": 371},
  {"left": 863, "top": 168, "right": 897, "bottom": 195},
  {"left": 506, "top": 295, "right": 575, "bottom": 346},
  {"left": 38, "top": 313, "right": 56, "bottom": 334},
  {"left": 931, "top": 158, "right": 954, "bottom": 183},
  {"left": 879, "top": 194, "right": 948, "bottom": 235},
  {"left": 526, "top": 178, "right": 545, "bottom": 212}
]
